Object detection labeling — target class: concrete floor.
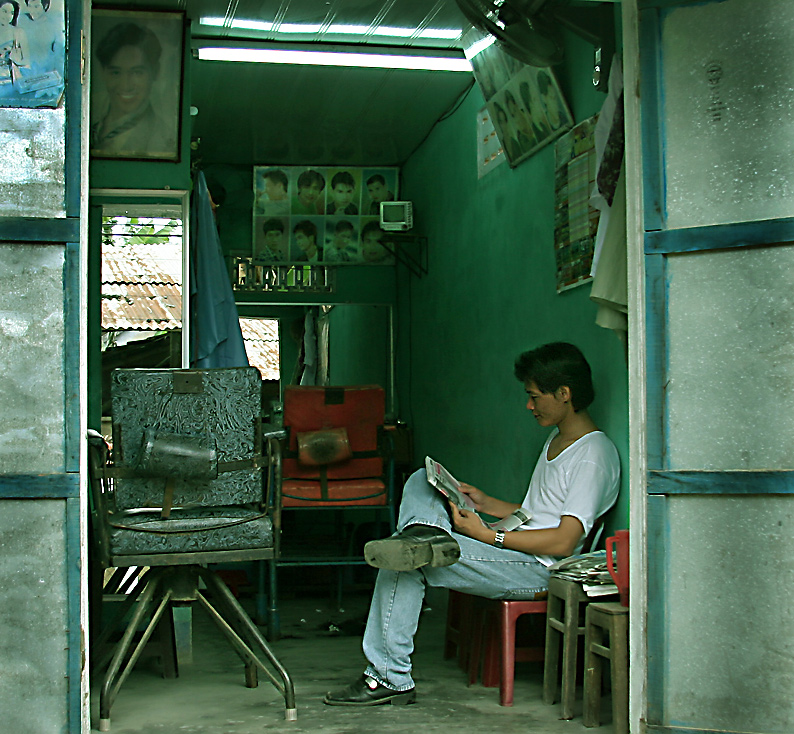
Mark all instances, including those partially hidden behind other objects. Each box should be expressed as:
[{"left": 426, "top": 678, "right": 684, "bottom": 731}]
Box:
[{"left": 90, "top": 584, "right": 616, "bottom": 734}]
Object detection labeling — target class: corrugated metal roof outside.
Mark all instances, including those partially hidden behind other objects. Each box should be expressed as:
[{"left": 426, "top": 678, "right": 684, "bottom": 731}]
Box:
[{"left": 102, "top": 242, "right": 183, "bottom": 332}]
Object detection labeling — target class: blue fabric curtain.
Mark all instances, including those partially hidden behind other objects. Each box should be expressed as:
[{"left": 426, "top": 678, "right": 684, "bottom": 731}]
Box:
[{"left": 190, "top": 172, "right": 249, "bottom": 368}]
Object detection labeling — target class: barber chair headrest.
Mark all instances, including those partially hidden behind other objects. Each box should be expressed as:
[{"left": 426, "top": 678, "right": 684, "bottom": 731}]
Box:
[
  {"left": 137, "top": 429, "right": 218, "bottom": 480},
  {"left": 296, "top": 427, "right": 352, "bottom": 466}
]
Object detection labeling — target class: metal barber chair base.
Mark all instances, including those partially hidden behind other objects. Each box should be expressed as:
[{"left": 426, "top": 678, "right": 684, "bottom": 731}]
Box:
[{"left": 97, "top": 565, "right": 297, "bottom": 731}]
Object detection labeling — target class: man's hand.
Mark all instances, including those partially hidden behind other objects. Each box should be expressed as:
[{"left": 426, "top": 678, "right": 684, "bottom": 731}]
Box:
[
  {"left": 449, "top": 502, "right": 490, "bottom": 543},
  {"left": 458, "top": 482, "right": 522, "bottom": 520},
  {"left": 457, "top": 482, "right": 488, "bottom": 512}
]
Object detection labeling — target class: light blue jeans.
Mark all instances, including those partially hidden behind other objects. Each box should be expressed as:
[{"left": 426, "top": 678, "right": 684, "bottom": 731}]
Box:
[{"left": 362, "top": 468, "right": 550, "bottom": 691}]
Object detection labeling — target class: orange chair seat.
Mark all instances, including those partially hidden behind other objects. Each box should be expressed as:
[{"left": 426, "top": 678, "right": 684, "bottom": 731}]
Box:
[{"left": 281, "top": 478, "right": 387, "bottom": 507}]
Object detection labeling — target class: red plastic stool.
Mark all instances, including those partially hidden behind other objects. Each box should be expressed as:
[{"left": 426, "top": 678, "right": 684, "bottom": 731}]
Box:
[{"left": 461, "top": 594, "right": 548, "bottom": 706}]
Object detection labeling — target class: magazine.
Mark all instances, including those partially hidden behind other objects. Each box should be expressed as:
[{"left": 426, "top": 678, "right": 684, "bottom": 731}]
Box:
[{"left": 425, "top": 456, "right": 531, "bottom": 532}]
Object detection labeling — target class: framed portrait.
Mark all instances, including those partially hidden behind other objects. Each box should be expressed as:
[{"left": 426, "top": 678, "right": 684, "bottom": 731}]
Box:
[
  {"left": 252, "top": 165, "right": 399, "bottom": 266},
  {"left": 0, "top": 0, "right": 66, "bottom": 108},
  {"left": 90, "top": 8, "right": 185, "bottom": 161}
]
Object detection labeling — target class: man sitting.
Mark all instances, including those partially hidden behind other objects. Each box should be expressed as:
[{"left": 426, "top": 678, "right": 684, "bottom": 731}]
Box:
[{"left": 324, "top": 342, "right": 620, "bottom": 706}]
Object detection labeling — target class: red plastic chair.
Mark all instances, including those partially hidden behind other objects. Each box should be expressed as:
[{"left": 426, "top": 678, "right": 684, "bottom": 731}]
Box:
[
  {"left": 444, "top": 515, "right": 609, "bottom": 706},
  {"left": 466, "top": 594, "right": 548, "bottom": 706}
]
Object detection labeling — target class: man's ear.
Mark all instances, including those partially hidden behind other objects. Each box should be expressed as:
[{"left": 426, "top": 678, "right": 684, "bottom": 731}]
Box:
[{"left": 556, "top": 385, "right": 572, "bottom": 403}]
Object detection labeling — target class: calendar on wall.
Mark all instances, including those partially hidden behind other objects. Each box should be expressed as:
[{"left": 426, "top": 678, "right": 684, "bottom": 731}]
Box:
[
  {"left": 553, "top": 116, "right": 600, "bottom": 293},
  {"left": 252, "top": 166, "right": 399, "bottom": 266}
]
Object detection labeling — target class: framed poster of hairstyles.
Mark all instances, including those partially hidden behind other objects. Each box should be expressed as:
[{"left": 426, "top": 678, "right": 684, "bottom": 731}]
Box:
[
  {"left": 90, "top": 8, "right": 185, "bottom": 161},
  {"left": 252, "top": 165, "right": 400, "bottom": 266},
  {"left": 465, "top": 29, "right": 573, "bottom": 168}
]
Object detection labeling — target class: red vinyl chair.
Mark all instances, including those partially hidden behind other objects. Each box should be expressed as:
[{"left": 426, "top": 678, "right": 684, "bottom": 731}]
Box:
[{"left": 267, "top": 385, "right": 395, "bottom": 638}]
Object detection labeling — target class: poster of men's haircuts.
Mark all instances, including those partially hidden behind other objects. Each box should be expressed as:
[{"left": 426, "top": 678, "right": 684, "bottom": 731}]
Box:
[
  {"left": 90, "top": 8, "right": 185, "bottom": 161},
  {"left": 0, "top": 0, "right": 65, "bottom": 108},
  {"left": 466, "top": 31, "right": 573, "bottom": 168},
  {"left": 253, "top": 166, "right": 399, "bottom": 266},
  {"left": 553, "top": 115, "right": 599, "bottom": 292}
]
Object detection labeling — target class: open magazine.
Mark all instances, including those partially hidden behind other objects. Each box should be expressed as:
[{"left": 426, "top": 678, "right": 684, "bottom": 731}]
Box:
[{"left": 425, "top": 456, "right": 531, "bottom": 532}]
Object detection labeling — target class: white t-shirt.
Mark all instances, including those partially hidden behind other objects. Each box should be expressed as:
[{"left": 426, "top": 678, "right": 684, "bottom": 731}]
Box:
[{"left": 520, "top": 429, "right": 620, "bottom": 566}]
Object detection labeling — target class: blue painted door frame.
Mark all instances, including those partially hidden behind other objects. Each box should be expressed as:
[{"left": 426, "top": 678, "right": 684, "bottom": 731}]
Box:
[
  {"left": 0, "top": 0, "right": 86, "bottom": 730},
  {"left": 639, "top": 1, "right": 794, "bottom": 731}
]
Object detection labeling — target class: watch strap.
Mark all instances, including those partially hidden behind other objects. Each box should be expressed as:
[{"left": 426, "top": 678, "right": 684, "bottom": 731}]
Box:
[{"left": 494, "top": 529, "right": 506, "bottom": 548}]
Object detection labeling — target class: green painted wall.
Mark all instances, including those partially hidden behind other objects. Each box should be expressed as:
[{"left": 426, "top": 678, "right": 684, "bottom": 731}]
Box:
[
  {"left": 327, "top": 304, "right": 393, "bottom": 410},
  {"left": 397, "top": 35, "right": 629, "bottom": 532}
]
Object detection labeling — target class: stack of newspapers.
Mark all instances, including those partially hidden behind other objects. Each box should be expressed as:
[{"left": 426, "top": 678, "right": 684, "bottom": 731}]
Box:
[{"left": 547, "top": 549, "right": 619, "bottom": 598}]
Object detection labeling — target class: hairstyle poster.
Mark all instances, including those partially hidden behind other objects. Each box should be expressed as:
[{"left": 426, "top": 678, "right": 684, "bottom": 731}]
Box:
[
  {"left": 0, "top": 0, "right": 65, "bottom": 108},
  {"left": 90, "top": 8, "right": 185, "bottom": 161},
  {"left": 465, "top": 31, "right": 573, "bottom": 168},
  {"left": 253, "top": 166, "right": 400, "bottom": 266},
  {"left": 553, "top": 115, "right": 599, "bottom": 292}
]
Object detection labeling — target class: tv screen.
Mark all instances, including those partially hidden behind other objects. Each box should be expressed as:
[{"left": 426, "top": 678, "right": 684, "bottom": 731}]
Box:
[{"left": 381, "top": 203, "right": 406, "bottom": 222}]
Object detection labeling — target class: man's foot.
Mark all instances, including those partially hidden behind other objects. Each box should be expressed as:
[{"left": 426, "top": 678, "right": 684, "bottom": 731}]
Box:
[
  {"left": 323, "top": 675, "right": 416, "bottom": 706},
  {"left": 364, "top": 525, "right": 460, "bottom": 571}
]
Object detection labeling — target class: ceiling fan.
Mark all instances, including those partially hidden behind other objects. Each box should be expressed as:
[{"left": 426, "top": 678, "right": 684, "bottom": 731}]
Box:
[{"left": 455, "top": 0, "right": 614, "bottom": 68}]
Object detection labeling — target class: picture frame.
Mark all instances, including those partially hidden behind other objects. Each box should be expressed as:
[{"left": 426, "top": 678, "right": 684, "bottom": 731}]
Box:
[
  {"left": 488, "top": 65, "right": 573, "bottom": 167},
  {"left": 465, "top": 31, "right": 573, "bottom": 167},
  {"left": 90, "top": 8, "right": 185, "bottom": 162}
]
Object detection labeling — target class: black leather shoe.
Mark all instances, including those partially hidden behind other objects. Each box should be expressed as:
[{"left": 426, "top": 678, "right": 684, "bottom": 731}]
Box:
[
  {"left": 323, "top": 675, "right": 416, "bottom": 706},
  {"left": 364, "top": 524, "right": 460, "bottom": 571}
]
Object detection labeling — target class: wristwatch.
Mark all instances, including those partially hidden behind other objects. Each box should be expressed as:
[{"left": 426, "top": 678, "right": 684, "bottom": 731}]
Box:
[{"left": 493, "top": 530, "right": 506, "bottom": 548}]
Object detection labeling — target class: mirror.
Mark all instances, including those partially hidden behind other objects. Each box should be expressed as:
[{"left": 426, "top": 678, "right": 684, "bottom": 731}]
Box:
[{"left": 240, "top": 302, "right": 395, "bottom": 419}]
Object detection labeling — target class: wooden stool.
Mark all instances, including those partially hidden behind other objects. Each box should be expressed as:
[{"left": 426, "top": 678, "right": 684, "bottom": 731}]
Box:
[
  {"left": 583, "top": 601, "right": 629, "bottom": 734},
  {"left": 542, "top": 576, "right": 592, "bottom": 719}
]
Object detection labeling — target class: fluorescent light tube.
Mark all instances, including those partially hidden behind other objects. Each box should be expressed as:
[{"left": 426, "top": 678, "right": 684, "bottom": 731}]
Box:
[
  {"left": 197, "top": 47, "right": 472, "bottom": 72},
  {"left": 199, "top": 17, "right": 461, "bottom": 40}
]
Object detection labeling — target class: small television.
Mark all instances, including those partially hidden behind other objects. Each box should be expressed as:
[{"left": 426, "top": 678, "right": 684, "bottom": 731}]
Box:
[{"left": 380, "top": 201, "right": 413, "bottom": 231}]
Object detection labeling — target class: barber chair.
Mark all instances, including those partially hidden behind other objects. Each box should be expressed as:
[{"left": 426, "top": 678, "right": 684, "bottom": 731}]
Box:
[
  {"left": 267, "top": 385, "right": 395, "bottom": 639},
  {"left": 88, "top": 367, "right": 296, "bottom": 731}
]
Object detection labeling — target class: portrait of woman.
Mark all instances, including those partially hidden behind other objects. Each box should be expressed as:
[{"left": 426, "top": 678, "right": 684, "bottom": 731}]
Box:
[{"left": 90, "top": 9, "right": 184, "bottom": 160}]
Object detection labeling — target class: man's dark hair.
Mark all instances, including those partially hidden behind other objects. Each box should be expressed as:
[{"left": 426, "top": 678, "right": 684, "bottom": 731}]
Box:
[
  {"left": 514, "top": 342, "right": 594, "bottom": 411},
  {"left": 361, "top": 220, "right": 383, "bottom": 239},
  {"left": 262, "top": 218, "right": 284, "bottom": 235},
  {"left": 96, "top": 21, "right": 162, "bottom": 71},
  {"left": 331, "top": 171, "right": 355, "bottom": 189},
  {"left": 504, "top": 89, "right": 518, "bottom": 109},
  {"left": 2, "top": 0, "right": 20, "bottom": 25},
  {"left": 297, "top": 169, "right": 325, "bottom": 191},
  {"left": 334, "top": 219, "right": 354, "bottom": 234},
  {"left": 537, "top": 70, "right": 552, "bottom": 96},
  {"left": 366, "top": 174, "right": 386, "bottom": 187},
  {"left": 519, "top": 81, "right": 533, "bottom": 113},
  {"left": 293, "top": 220, "right": 317, "bottom": 239},
  {"left": 25, "top": 0, "right": 49, "bottom": 11},
  {"left": 264, "top": 169, "right": 288, "bottom": 190}
]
